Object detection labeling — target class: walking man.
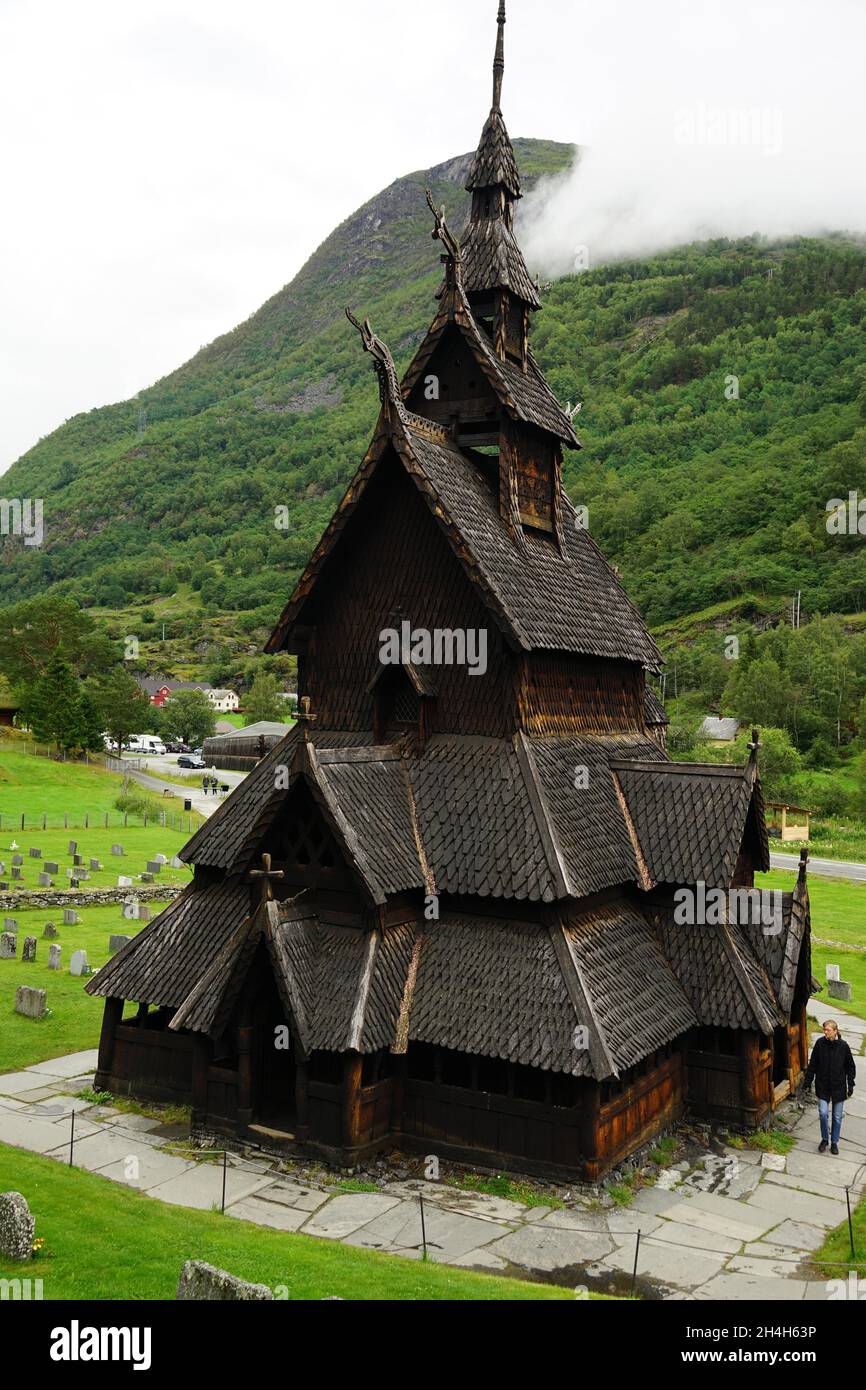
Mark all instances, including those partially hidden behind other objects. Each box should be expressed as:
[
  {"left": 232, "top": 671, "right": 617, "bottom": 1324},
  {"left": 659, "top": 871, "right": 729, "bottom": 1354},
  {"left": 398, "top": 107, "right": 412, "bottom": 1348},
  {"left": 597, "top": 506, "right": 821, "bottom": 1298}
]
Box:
[{"left": 803, "top": 1019, "right": 856, "bottom": 1154}]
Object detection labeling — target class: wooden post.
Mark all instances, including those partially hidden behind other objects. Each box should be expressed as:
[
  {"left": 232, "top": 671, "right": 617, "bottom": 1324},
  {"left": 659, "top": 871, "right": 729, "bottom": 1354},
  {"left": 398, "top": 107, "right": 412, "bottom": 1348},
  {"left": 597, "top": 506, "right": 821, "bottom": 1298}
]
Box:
[
  {"left": 580, "top": 1081, "right": 603, "bottom": 1181},
  {"left": 740, "top": 1032, "right": 766, "bottom": 1127},
  {"left": 237, "top": 1018, "right": 254, "bottom": 1130},
  {"left": 95, "top": 997, "right": 123, "bottom": 1089},
  {"left": 191, "top": 1035, "right": 210, "bottom": 1127},
  {"left": 342, "top": 1053, "right": 364, "bottom": 1151},
  {"left": 295, "top": 1057, "right": 310, "bottom": 1142},
  {"left": 390, "top": 1054, "right": 408, "bottom": 1136}
]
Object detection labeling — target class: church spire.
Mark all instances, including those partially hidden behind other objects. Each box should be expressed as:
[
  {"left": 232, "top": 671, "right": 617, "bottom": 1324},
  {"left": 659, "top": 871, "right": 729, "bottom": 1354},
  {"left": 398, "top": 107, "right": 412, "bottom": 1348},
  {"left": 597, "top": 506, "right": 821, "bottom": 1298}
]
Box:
[{"left": 492, "top": 1, "right": 506, "bottom": 109}]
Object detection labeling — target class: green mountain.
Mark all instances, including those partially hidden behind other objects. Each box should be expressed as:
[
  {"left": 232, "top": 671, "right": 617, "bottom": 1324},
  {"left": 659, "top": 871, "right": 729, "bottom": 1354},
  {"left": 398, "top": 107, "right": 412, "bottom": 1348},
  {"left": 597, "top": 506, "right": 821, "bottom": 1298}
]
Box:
[{"left": 2, "top": 138, "right": 866, "bottom": 693}]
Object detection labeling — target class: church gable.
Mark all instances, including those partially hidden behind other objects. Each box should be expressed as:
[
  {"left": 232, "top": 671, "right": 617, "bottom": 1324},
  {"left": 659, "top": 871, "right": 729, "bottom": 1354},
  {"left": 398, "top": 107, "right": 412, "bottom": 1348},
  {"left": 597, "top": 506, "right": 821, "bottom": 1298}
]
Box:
[{"left": 287, "top": 448, "right": 517, "bottom": 737}]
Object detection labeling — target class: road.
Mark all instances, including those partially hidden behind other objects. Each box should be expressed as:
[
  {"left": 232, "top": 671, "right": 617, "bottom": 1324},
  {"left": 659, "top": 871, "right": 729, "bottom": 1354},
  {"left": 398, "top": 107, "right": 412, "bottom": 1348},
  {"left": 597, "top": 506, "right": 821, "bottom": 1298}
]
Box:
[
  {"left": 770, "top": 852, "right": 866, "bottom": 882},
  {"left": 114, "top": 754, "right": 247, "bottom": 820}
]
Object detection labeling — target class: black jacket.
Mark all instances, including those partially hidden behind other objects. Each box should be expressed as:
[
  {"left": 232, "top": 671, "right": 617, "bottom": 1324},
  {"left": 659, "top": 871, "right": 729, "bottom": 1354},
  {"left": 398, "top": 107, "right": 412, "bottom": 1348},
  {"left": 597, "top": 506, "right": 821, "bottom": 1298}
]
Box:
[{"left": 804, "top": 1035, "right": 856, "bottom": 1102}]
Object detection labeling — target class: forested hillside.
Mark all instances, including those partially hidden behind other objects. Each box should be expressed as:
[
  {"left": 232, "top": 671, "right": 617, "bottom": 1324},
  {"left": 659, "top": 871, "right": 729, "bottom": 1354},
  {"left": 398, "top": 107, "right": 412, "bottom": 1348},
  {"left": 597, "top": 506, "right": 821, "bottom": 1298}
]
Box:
[{"left": 1, "top": 138, "right": 865, "bottom": 729}]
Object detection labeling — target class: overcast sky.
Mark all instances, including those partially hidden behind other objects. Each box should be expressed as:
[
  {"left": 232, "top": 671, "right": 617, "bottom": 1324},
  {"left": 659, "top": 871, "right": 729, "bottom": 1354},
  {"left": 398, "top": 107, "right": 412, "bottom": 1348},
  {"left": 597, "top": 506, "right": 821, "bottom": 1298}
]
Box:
[{"left": 1, "top": 0, "right": 864, "bottom": 474}]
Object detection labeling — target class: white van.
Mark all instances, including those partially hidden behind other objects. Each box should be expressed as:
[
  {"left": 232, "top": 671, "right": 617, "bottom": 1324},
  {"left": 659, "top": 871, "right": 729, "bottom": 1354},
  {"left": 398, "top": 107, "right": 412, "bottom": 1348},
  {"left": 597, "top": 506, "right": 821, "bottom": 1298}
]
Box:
[{"left": 138, "top": 734, "right": 167, "bottom": 755}]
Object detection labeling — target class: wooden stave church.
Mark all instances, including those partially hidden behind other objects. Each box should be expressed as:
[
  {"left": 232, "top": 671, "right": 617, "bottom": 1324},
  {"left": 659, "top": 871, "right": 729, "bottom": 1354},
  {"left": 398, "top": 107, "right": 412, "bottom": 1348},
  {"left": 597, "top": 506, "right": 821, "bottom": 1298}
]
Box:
[{"left": 89, "top": 3, "right": 815, "bottom": 1181}]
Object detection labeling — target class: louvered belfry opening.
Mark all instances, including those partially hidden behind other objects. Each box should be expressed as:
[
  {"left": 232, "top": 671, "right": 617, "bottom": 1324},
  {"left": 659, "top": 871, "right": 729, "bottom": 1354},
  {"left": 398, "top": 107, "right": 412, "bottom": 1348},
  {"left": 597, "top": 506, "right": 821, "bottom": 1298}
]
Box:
[{"left": 87, "top": 3, "right": 812, "bottom": 1184}]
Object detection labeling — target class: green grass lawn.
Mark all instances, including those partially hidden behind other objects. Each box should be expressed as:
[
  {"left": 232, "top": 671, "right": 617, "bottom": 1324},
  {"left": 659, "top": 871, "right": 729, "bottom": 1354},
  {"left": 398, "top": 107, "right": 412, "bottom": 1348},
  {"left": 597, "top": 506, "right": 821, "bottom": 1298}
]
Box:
[
  {"left": 0, "top": 902, "right": 161, "bottom": 1072},
  {"left": 0, "top": 748, "right": 202, "bottom": 835},
  {"left": 810, "top": 1196, "right": 866, "bottom": 1279},
  {"left": 756, "top": 870, "right": 866, "bottom": 1022},
  {"left": 756, "top": 870, "right": 866, "bottom": 949},
  {"left": 0, "top": 1145, "right": 574, "bottom": 1301},
  {"left": 0, "top": 824, "right": 194, "bottom": 900}
]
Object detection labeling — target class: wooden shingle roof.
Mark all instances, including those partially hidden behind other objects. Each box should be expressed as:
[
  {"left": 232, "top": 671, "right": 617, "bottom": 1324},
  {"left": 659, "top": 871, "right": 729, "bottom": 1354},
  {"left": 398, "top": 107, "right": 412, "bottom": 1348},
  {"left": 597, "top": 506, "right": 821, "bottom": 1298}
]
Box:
[
  {"left": 611, "top": 759, "right": 769, "bottom": 887},
  {"left": 86, "top": 877, "right": 251, "bottom": 1010},
  {"left": 461, "top": 216, "right": 540, "bottom": 307},
  {"left": 466, "top": 105, "right": 521, "bottom": 198}
]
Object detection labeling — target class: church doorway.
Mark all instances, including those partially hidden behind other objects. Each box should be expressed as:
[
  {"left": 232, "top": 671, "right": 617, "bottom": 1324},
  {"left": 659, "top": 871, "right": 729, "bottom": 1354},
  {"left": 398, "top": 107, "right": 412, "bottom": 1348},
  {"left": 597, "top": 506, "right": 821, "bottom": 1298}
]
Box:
[{"left": 250, "top": 960, "right": 297, "bottom": 1135}]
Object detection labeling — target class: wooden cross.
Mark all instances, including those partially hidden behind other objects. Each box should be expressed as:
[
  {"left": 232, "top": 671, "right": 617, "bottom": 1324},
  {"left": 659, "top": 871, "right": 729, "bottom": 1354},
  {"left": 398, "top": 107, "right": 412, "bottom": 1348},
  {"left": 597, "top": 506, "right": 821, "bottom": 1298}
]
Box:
[
  {"left": 296, "top": 695, "right": 317, "bottom": 741},
  {"left": 249, "top": 852, "right": 284, "bottom": 906}
]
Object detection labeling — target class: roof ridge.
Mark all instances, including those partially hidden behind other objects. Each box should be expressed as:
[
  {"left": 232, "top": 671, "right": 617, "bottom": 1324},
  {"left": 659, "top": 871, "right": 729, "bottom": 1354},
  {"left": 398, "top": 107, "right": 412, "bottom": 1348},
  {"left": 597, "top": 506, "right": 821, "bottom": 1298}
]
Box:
[
  {"left": 304, "top": 741, "right": 387, "bottom": 906},
  {"left": 716, "top": 917, "right": 780, "bottom": 1033},
  {"left": 513, "top": 731, "right": 572, "bottom": 898},
  {"left": 548, "top": 914, "right": 618, "bottom": 1080}
]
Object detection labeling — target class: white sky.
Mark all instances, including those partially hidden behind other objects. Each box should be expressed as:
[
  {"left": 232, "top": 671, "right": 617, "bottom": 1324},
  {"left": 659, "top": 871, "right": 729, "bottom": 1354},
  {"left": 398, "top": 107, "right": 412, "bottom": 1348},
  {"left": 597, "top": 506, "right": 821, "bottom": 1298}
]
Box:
[{"left": 1, "top": 0, "right": 864, "bottom": 473}]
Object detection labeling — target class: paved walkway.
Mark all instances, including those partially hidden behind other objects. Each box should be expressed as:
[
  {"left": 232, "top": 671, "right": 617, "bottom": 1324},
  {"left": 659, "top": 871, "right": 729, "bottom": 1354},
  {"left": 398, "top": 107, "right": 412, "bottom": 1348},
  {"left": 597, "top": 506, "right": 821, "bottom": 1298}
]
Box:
[
  {"left": 1, "top": 1004, "right": 864, "bottom": 1300},
  {"left": 122, "top": 761, "right": 246, "bottom": 820},
  {"left": 770, "top": 852, "right": 866, "bottom": 882}
]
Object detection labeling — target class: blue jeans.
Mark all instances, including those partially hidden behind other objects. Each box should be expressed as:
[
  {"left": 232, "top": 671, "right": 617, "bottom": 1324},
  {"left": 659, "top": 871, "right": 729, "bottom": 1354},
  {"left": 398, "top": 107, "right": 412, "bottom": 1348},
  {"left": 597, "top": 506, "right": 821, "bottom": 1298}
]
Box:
[{"left": 818, "top": 1098, "right": 844, "bottom": 1144}]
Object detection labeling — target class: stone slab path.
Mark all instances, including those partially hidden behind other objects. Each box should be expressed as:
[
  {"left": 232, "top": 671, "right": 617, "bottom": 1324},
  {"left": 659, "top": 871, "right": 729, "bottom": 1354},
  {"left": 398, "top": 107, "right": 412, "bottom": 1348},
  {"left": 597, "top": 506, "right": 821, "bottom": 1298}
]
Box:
[{"left": 1, "top": 1015, "right": 864, "bottom": 1300}]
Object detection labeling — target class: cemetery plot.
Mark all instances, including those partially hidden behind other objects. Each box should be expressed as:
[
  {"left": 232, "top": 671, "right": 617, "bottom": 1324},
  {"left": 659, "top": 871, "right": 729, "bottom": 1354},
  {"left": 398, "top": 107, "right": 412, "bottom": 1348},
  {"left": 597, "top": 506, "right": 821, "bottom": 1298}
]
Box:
[
  {"left": 0, "top": 900, "right": 174, "bottom": 1072},
  {"left": 0, "top": 826, "right": 193, "bottom": 895}
]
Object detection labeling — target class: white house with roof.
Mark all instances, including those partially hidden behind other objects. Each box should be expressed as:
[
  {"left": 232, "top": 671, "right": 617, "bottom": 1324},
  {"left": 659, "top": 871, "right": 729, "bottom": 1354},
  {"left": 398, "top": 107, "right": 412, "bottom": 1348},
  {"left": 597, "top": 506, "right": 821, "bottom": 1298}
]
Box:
[{"left": 206, "top": 689, "right": 240, "bottom": 713}]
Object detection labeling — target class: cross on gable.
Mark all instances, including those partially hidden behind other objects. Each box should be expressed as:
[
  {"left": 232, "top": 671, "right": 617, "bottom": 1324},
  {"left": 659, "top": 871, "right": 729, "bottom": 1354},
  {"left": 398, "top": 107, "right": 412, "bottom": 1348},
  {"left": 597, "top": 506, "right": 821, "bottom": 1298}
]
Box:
[
  {"left": 248, "top": 852, "right": 285, "bottom": 907},
  {"left": 296, "top": 695, "right": 317, "bottom": 741}
]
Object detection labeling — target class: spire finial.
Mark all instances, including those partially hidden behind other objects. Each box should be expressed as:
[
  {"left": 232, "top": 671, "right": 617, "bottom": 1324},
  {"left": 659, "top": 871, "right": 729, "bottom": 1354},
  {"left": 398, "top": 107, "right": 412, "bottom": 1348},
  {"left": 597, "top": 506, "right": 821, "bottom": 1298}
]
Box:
[{"left": 493, "top": 1, "right": 506, "bottom": 109}]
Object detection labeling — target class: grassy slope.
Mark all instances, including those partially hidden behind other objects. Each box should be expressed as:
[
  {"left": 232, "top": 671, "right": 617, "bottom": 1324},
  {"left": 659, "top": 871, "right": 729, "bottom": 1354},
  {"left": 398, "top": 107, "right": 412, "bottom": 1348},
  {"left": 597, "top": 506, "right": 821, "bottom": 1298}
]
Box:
[
  {"left": 0, "top": 750, "right": 202, "bottom": 833},
  {"left": 0, "top": 1145, "right": 573, "bottom": 1301}
]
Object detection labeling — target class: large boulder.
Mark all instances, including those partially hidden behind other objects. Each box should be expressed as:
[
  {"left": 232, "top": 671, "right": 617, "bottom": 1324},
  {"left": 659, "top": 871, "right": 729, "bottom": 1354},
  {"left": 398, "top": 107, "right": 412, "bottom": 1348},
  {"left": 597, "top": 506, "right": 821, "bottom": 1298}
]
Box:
[
  {"left": 175, "top": 1260, "right": 273, "bottom": 1301},
  {"left": 0, "top": 1192, "right": 35, "bottom": 1261}
]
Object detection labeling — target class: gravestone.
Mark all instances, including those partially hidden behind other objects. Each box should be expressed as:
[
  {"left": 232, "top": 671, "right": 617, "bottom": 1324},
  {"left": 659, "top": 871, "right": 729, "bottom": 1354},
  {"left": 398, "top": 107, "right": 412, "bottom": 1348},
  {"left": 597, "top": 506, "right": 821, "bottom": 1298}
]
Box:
[
  {"left": 0, "top": 882, "right": 9, "bottom": 891},
  {"left": 63, "top": 909, "right": 79, "bottom": 926},
  {"left": 0, "top": 861, "right": 4, "bottom": 873},
  {"left": 73, "top": 853, "right": 83, "bottom": 867},
  {"left": 828, "top": 979, "right": 853, "bottom": 1002},
  {"left": 70, "top": 950, "right": 90, "bottom": 977},
  {"left": 175, "top": 1261, "right": 273, "bottom": 1302},
  {"left": 146, "top": 861, "right": 162, "bottom": 874},
  {"left": 89, "top": 858, "right": 101, "bottom": 870},
  {"left": 77, "top": 871, "right": 90, "bottom": 881},
  {"left": 65, "top": 868, "right": 76, "bottom": 878},
  {"left": 154, "top": 854, "right": 169, "bottom": 865},
  {"left": 48, "top": 944, "right": 62, "bottom": 971},
  {"left": 3, "top": 918, "right": 17, "bottom": 932},
  {"left": 11, "top": 854, "right": 22, "bottom": 866},
  {"left": 11, "top": 867, "right": 22, "bottom": 880},
  {"left": 14, "top": 986, "right": 45, "bottom": 1019},
  {"left": 109, "top": 935, "right": 131, "bottom": 956},
  {"left": 0, "top": 934, "right": 16, "bottom": 959},
  {"left": 137, "top": 906, "right": 152, "bottom": 922},
  {"left": 171, "top": 856, "right": 183, "bottom": 869},
  {"left": 117, "top": 876, "right": 133, "bottom": 888},
  {"left": 141, "top": 872, "right": 154, "bottom": 884},
  {"left": 42, "top": 922, "right": 58, "bottom": 938},
  {"left": 45, "top": 861, "right": 59, "bottom": 874},
  {"left": 70, "top": 878, "right": 80, "bottom": 889},
  {"left": 22, "top": 937, "right": 37, "bottom": 962},
  {"left": 29, "top": 847, "right": 41, "bottom": 859},
  {"left": 37, "top": 873, "right": 53, "bottom": 888},
  {"left": 68, "top": 841, "right": 77, "bottom": 855},
  {"left": 826, "top": 964, "right": 841, "bottom": 982},
  {"left": 0, "top": 1192, "right": 35, "bottom": 1261},
  {"left": 111, "top": 844, "right": 124, "bottom": 857}
]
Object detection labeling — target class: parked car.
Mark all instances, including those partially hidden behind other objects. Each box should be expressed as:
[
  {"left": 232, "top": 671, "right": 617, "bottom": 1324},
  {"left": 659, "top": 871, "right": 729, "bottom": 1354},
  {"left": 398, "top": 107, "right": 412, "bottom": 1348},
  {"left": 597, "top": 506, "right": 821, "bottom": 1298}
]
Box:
[
  {"left": 177, "top": 755, "right": 206, "bottom": 770},
  {"left": 164, "top": 742, "right": 191, "bottom": 754}
]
